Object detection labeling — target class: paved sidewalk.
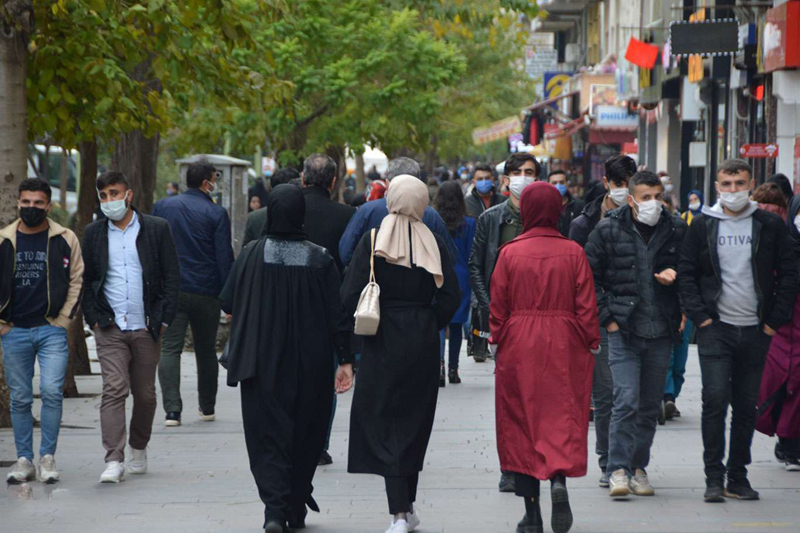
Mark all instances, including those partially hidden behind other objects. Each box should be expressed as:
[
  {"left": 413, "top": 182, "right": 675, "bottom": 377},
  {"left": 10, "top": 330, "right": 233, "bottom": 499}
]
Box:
[{"left": 1, "top": 341, "right": 799, "bottom": 533}]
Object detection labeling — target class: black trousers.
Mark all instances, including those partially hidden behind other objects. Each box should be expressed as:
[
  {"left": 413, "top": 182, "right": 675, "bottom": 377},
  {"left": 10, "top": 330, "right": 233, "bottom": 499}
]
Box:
[
  {"left": 240, "top": 372, "right": 332, "bottom": 526},
  {"left": 385, "top": 473, "right": 420, "bottom": 514},
  {"left": 697, "top": 321, "right": 770, "bottom": 482},
  {"left": 513, "top": 472, "right": 541, "bottom": 498}
]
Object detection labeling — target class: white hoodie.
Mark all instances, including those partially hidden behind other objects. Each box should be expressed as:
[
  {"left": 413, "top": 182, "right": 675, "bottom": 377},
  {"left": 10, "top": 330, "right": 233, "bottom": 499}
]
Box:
[{"left": 701, "top": 201, "right": 759, "bottom": 326}]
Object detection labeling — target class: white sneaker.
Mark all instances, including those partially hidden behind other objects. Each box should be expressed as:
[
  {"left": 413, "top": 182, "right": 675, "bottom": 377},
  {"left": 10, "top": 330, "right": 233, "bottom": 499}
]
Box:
[
  {"left": 407, "top": 507, "right": 421, "bottom": 531},
  {"left": 38, "top": 454, "right": 60, "bottom": 483},
  {"left": 608, "top": 469, "right": 631, "bottom": 498},
  {"left": 630, "top": 468, "right": 655, "bottom": 496},
  {"left": 128, "top": 447, "right": 147, "bottom": 475},
  {"left": 6, "top": 457, "right": 36, "bottom": 483},
  {"left": 99, "top": 461, "right": 125, "bottom": 483},
  {"left": 198, "top": 409, "right": 215, "bottom": 422},
  {"left": 385, "top": 519, "right": 410, "bottom": 533}
]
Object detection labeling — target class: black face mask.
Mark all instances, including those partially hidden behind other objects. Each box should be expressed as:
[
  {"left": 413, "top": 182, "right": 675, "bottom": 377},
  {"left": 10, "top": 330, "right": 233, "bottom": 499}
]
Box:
[{"left": 19, "top": 207, "right": 47, "bottom": 228}]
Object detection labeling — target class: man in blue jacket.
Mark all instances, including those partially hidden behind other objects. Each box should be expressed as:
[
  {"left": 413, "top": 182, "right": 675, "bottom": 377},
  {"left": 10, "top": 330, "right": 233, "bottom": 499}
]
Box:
[
  {"left": 152, "top": 161, "right": 234, "bottom": 427},
  {"left": 338, "top": 157, "right": 456, "bottom": 267}
]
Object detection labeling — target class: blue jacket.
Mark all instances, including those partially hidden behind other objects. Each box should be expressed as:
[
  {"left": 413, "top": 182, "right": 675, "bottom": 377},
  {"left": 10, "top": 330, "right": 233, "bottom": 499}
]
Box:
[
  {"left": 152, "top": 189, "right": 234, "bottom": 297},
  {"left": 338, "top": 198, "right": 457, "bottom": 267}
]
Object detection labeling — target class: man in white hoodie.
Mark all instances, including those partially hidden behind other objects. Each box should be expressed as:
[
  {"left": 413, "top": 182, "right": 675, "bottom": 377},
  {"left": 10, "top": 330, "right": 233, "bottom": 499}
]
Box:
[{"left": 678, "top": 159, "right": 797, "bottom": 503}]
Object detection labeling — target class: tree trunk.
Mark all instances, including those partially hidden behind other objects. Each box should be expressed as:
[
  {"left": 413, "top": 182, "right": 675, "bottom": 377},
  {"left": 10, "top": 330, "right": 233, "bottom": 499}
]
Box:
[
  {"left": 0, "top": 5, "right": 32, "bottom": 427},
  {"left": 355, "top": 152, "right": 366, "bottom": 194},
  {"left": 59, "top": 149, "right": 68, "bottom": 209},
  {"left": 325, "top": 145, "right": 346, "bottom": 202}
]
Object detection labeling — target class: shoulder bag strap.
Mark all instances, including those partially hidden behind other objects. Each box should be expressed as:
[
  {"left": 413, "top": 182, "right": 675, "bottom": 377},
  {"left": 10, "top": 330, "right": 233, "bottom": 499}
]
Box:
[{"left": 369, "top": 228, "right": 376, "bottom": 284}]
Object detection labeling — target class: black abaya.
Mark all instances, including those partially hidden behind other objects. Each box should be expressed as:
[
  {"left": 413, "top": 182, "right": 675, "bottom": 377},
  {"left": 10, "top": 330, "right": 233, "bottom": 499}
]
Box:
[{"left": 341, "top": 232, "right": 460, "bottom": 477}]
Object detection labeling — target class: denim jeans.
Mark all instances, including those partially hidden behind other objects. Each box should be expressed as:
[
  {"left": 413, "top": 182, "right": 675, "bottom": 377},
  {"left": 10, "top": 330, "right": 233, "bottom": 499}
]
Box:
[
  {"left": 1, "top": 325, "right": 69, "bottom": 460},
  {"left": 607, "top": 332, "right": 672, "bottom": 475},
  {"left": 439, "top": 323, "right": 463, "bottom": 371},
  {"left": 592, "top": 329, "right": 612, "bottom": 473},
  {"left": 697, "top": 321, "right": 770, "bottom": 482},
  {"left": 665, "top": 319, "right": 694, "bottom": 400}
]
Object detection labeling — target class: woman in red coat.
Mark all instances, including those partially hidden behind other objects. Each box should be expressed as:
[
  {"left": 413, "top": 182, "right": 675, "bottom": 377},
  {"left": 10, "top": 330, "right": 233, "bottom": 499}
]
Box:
[{"left": 490, "top": 182, "right": 600, "bottom": 533}]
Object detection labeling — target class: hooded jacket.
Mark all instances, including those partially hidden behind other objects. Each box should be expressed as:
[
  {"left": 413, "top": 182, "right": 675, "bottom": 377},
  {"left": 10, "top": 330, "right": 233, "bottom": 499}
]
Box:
[
  {"left": 677, "top": 202, "right": 797, "bottom": 331},
  {"left": 0, "top": 219, "right": 84, "bottom": 329},
  {"left": 465, "top": 187, "right": 506, "bottom": 219}
]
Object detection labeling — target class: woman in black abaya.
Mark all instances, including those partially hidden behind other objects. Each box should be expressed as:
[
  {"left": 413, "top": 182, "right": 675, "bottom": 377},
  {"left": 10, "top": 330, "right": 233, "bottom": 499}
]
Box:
[
  {"left": 341, "top": 175, "right": 461, "bottom": 533},
  {"left": 221, "top": 185, "right": 354, "bottom": 533}
]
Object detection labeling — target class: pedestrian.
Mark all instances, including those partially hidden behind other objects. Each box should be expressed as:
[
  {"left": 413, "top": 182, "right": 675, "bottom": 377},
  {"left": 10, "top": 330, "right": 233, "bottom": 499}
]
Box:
[
  {"left": 766, "top": 173, "right": 793, "bottom": 203},
  {"left": 83, "top": 171, "right": 180, "bottom": 483},
  {"left": 585, "top": 170, "right": 687, "bottom": 499},
  {"left": 248, "top": 170, "right": 271, "bottom": 210},
  {"left": 152, "top": 161, "right": 235, "bottom": 427},
  {"left": 465, "top": 163, "right": 506, "bottom": 218},
  {"left": 680, "top": 189, "right": 704, "bottom": 226},
  {"left": 547, "top": 170, "right": 584, "bottom": 237},
  {"left": 248, "top": 193, "right": 262, "bottom": 213},
  {"left": 366, "top": 172, "right": 388, "bottom": 202},
  {"left": 752, "top": 182, "right": 788, "bottom": 220},
  {"left": 341, "top": 175, "right": 460, "bottom": 533},
  {"left": 298, "top": 154, "right": 357, "bottom": 466},
  {"left": 220, "top": 184, "right": 354, "bottom": 533},
  {"left": 338, "top": 157, "right": 456, "bottom": 268},
  {"left": 658, "top": 172, "right": 679, "bottom": 212},
  {"left": 433, "top": 180, "right": 476, "bottom": 386},
  {"left": 468, "top": 151, "right": 541, "bottom": 493},
  {"left": 678, "top": 159, "right": 797, "bottom": 502},
  {"left": 756, "top": 194, "right": 800, "bottom": 471},
  {"left": 491, "top": 182, "right": 600, "bottom": 533},
  {"left": 568, "top": 155, "right": 637, "bottom": 489},
  {"left": 166, "top": 181, "right": 180, "bottom": 197},
  {"left": 242, "top": 167, "right": 300, "bottom": 248},
  {"left": 427, "top": 169, "right": 444, "bottom": 205},
  {"left": 1, "top": 178, "right": 84, "bottom": 484}
]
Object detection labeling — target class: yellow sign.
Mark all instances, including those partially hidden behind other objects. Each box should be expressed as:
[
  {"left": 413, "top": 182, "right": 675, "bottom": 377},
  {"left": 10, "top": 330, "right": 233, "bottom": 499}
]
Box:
[{"left": 472, "top": 116, "right": 522, "bottom": 146}]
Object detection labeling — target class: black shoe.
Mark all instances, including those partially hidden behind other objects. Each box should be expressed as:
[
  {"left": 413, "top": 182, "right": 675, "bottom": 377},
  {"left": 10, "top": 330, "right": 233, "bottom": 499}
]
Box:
[
  {"left": 318, "top": 450, "right": 332, "bottom": 466},
  {"left": 288, "top": 507, "right": 307, "bottom": 529},
  {"left": 664, "top": 400, "right": 677, "bottom": 421},
  {"left": 264, "top": 519, "right": 287, "bottom": 533},
  {"left": 499, "top": 471, "right": 516, "bottom": 493},
  {"left": 658, "top": 401, "right": 666, "bottom": 425},
  {"left": 704, "top": 483, "right": 725, "bottom": 503},
  {"left": 550, "top": 475, "right": 573, "bottom": 533},
  {"left": 724, "top": 478, "right": 760, "bottom": 500},
  {"left": 516, "top": 514, "right": 544, "bottom": 533},
  {"left": 775, "top": 441, "right": 787, "bottom": 462},
  {"left": 589, "top": 407, "right": 594, "bottom": 422},
  {"left": 164, "top": 412, "right": 181, "bottom": 427},
  {"left": 448, "top": 369, "right": 461, "bottom": 384}
]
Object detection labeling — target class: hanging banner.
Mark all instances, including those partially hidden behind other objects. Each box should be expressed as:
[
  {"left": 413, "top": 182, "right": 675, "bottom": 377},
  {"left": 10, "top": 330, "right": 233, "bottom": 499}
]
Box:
[
  {"left": 739, "top": 143, "right": 779, "bottom": 158},
  {"left": 472, "top": 116, "right": 522, "bottom": 146}
]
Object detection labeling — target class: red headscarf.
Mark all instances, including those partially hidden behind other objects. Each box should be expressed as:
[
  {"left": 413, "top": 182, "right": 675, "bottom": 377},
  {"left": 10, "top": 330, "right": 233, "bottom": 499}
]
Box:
[{"left": 519, "top": 181, "right": 564, "bottom": 233}]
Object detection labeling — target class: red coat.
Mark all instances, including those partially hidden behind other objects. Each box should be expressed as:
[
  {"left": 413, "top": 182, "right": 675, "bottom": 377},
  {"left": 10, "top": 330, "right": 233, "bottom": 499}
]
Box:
[{"left": 490, "top": 182, "right": 600, "bottom": 480}]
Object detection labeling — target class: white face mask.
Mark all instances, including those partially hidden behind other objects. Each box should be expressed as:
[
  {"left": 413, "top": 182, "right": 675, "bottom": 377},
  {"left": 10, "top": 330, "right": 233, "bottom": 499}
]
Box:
[
  {"left": 632, "top": 198, "right": 662, "bottom": 226},
  {"left": 719, "top": 189, "right": 751, "bottom": 212},
  {"left": 205, "top": 180, "right": 216, "bottom": 193},
  {"left": 689, "top": 201, "right": 701, "bottom": 211},
  {"left": 794, "top": 214, "right": 800, "bottom": 233},
  {"left": 660, "top": 177, "right": 673, "bottom": 194},
  {"left": 608, "top": 187, "right": 629, "bottom": 206},
  {"left": 100, "top": 192, "right": 130, "bottom": 221},
  {"left": 508, "top": 176, "right": 536, "bottom": 198}
]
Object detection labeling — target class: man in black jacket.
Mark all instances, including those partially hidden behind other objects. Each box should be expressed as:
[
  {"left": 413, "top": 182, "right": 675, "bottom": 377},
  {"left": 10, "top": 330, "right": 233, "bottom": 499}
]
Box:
[
  {"left": 586, "top": 171, "right": 686, "bottom": 500},
  {"left": 465, "top": 163, "right": 506, "bottom": 218},
  {"left": 677, "top": 159, "right": 797, "bottom": 503},
  {"left": 569, "top": 155, "right": 637, "bottom": 490},
  {"left": 242, "top": 168, "right": 301, "bottom": 247},
  {"left": 468, "top": 152, "right": 540, "bottom": 493},
  {"left": 548, "top": 170, "right": 584, "bottom": 237},
  {"left": 83, "top": 171, "right": 180, "bottom": 483}
]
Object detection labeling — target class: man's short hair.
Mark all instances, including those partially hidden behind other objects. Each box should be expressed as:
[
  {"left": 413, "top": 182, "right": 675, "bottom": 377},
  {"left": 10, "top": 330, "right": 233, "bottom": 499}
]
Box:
[
  {"left": 717, "top": 158, "right": 752, "bottom": 178},
  {"left": 605, "top": 155, "right": 637, "bottom": 186},
  {"left": 548, "top": 169, "right": 567, "bottom": 181},
  {"left": 271, "top": 167, "right": 300, "bottom": 189},
  {"left": 303, "top": 153, "right": 337, "bottom": 189},
  {"left": 504, "top": 153, "right": 541, "bottom": 177},
  {"left": 19, "top": 177, "right": 52, "bottom": 201},
  {"left": 96, "top": 170, "right": 129, "bottom": 191},
  {"left": 186, "top": 161, "right": 217, "bottom": 189},
  {"left": 386, "top": 157, "right": 421, "bottom": 181},
  {"left": 473, "top": 163, "right": 495, "bottom": 179},
  {"left": 628, "top": 170, "right": 663, "bottom": 193}
]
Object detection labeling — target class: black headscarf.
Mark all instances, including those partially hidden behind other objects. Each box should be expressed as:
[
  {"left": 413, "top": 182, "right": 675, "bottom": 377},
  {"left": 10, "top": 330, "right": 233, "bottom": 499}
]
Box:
[
  {"left": 768, "top": 173, "right": 794, "bottom": 202},
  {"left": 263, "top": 184, "right": 307, "bottom": 240}
]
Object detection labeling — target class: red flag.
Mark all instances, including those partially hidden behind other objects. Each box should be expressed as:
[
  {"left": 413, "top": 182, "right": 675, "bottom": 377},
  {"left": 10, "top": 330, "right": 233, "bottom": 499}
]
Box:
[{"left": 625, "top": 37, "right": 659, "bottom": 69}]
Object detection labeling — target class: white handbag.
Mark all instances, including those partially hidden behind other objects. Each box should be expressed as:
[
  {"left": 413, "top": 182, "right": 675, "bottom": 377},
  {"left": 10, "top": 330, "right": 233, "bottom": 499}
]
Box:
[{"left": 353, "top": 229, "right": 381, "bottom": 336}]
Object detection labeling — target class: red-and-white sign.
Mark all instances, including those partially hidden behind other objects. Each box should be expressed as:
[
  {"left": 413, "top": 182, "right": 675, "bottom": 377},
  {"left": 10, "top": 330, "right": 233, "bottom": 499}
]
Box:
[{"left": 739, "top": 143, "right": 779, "bottom": 158}]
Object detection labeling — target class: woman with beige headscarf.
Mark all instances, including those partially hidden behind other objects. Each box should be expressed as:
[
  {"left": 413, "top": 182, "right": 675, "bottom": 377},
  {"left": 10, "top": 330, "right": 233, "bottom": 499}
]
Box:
[{"left": 342, "top": 175, "right": 461, "bottom": 533}]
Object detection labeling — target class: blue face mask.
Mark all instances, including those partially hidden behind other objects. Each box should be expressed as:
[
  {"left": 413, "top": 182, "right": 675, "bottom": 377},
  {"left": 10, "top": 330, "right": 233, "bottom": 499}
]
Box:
[
  {"left": 555, "top": 183, "right": 568, "bottom": 197},
  {"left": 475, "top": 180, "right": 493, "bottom": 194}
]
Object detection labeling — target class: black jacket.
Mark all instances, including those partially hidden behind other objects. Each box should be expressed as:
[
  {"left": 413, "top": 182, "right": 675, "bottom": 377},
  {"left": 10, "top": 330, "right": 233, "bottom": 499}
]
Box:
[
  {"left": 569, "top": 194, "right": 604, "bottom": 247},
  {"left": 82, "top": 209, "right": 181, "bottom": 340},
  {"left": 677, "top": 210, "right": 797, "bottom": 330},
  {"left": 465, "top": 188, "right": 507, "bottom": 219},
  {"left": 468, "top": 202, "right": 512, "bottom": 311},
  {"left": 303, "top": 186, "right": 356, "bottom": 275},
  {"left": 585, "top": 205, "right": 687, "bottom": 343},
  {"left": 559, "top": 194, "right": 585, "bottom": 238},
  {"left": 242, "top": 207, "right": 267, "bottom": 248}
]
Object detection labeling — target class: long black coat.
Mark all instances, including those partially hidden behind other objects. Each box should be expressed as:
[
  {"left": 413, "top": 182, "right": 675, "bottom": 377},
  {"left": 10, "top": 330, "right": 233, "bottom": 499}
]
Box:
[
  {"left": 303, "top": 186, "right": 356, "bottom": 275},
  {"left": 342, "top": 232, "right": 461, "bottom": 477}
]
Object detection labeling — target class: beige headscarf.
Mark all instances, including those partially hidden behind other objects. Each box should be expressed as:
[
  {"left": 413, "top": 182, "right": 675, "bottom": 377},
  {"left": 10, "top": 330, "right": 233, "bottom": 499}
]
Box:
[{"left": 375, "top": 174, "right": 443, "bottom": 288}]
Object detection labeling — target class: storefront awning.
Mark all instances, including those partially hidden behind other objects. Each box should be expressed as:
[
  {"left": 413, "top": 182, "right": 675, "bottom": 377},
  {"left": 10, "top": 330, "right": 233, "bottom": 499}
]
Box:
[
  {"left": 589, "top": 126, "right": 637, "bottom": 145},
  {"left": 524, "top": 90, "right": 580, "bottom": 112},
  {"left": 544, "top": 116, "right": 587, "bottom": 140}
]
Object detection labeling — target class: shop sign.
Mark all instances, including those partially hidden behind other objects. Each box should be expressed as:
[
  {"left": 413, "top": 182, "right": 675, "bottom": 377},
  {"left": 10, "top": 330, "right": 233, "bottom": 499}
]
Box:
[
  {"left": 595, "top": 106, "right": 638, "bottom": 128},
  {"left": 669, "top": 19, "right": 739, "bottom": 56},
  {"left": 589, "top": 84, "right": 617, "bottom": 115},
  {"left": 544, "top": 73, "right": 573, "bottom": 106},
  {"left": 739, "top": 143, "right": 779, "bottom": 158},
  {"left": 472, "top": 116, "right": 522, "bottom": 146},
  {"left": 525, "top": 33, "right": 557, "bottom": 81},
  {"left": 763, "top": 2, "right": 800, "bottom": 73}
]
